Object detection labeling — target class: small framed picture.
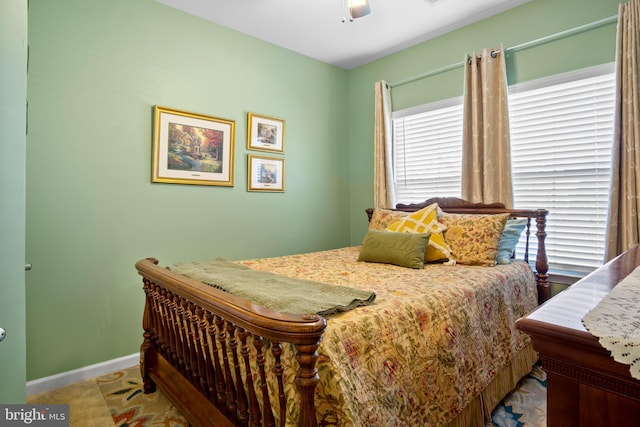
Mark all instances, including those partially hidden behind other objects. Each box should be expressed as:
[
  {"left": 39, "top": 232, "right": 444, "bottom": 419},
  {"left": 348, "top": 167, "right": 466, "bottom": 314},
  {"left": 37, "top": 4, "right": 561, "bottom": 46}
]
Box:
[
  {"left": 152, "top": 106, "right": 235, "bottom": 186},
  {"left": 247, "top": 155, "right": 285, "bottom": 192},
  {"left": 247, "top": 112, "right": 285, "bottom": 153}
]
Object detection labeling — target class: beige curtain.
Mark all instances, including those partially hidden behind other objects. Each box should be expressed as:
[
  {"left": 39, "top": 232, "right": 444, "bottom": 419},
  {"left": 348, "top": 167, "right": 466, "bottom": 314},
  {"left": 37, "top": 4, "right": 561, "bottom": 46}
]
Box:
[
  {"left": 605, "top": 0, "right": 640, "bottom": 261},
  {"left": 374, "top": 80, "right": 395, "bottom": 209},
  {"left": 461, "top": 47, "right": 513, "bottom": 208}
]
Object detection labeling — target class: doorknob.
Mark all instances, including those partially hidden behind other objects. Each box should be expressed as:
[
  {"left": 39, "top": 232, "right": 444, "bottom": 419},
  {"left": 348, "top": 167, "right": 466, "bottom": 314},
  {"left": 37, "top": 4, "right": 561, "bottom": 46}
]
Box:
[
  {"left": 0, "top": 328, "right": 6, "bottom": 342},
  {"left": 25, "top": 263, "right": 32, "bottom": 271}
]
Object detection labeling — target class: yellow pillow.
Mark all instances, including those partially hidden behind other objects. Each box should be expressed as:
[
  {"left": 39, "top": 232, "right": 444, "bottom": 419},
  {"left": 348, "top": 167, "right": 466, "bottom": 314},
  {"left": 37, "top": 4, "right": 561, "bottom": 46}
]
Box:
[{"left": 386, "top": 203, "right": 452, "bottom": 262}]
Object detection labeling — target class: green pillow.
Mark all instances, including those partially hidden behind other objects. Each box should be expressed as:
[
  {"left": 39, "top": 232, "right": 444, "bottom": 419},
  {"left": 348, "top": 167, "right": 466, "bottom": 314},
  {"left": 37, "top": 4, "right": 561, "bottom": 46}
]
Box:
[{"left": 358, "top": 229, "right": 431, "bottom": 269}]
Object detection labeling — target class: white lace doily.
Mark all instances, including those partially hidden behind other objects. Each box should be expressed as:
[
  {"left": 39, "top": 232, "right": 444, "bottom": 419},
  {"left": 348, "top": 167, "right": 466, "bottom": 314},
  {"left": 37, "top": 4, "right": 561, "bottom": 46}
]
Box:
[{"left": 581, "top": 266, "right": 640, "bottom": 380}]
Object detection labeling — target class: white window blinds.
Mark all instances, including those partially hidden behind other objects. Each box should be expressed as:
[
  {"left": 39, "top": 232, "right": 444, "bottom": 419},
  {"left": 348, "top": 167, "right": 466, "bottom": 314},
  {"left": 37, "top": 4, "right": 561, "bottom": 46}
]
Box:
[
  {"left": 392, "top": 100, "right": 463, "bottom": 204},
  {"left": 390, "top": 64, "right": 615, "bottom": 276},
  {"left": 509, "top": 69, "right": 616, "bottom": 275}
]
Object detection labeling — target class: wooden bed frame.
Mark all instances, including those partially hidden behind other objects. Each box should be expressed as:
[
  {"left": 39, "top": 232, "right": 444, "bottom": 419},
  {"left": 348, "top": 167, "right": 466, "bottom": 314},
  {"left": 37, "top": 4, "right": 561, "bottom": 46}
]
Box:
[{"left": 136, "top": 198, "right": 549, "bottom": 427}]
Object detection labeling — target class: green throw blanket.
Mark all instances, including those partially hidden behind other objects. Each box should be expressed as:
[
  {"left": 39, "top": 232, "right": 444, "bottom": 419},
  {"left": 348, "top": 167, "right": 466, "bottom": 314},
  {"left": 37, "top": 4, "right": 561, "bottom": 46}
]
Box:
[{"left": 170, "top": 258, "right": 376, "bottom": 316}]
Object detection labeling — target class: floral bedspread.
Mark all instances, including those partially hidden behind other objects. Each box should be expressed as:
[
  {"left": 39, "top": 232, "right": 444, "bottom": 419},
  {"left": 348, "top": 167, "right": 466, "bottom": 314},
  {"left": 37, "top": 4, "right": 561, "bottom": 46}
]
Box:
[{"left": 238, "top": 246, "right": 538, "bottom": 427}]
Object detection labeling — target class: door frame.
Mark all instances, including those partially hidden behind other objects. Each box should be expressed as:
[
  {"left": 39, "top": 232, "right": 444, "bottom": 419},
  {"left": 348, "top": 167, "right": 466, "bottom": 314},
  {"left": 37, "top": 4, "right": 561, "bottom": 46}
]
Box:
[{"left": 0, "top": 0, "right": 28, "bottom": 403}]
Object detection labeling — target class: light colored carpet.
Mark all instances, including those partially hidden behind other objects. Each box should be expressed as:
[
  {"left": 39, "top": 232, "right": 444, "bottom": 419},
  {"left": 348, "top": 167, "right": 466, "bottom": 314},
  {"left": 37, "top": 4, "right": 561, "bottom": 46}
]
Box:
[
  {"left": 27, "top": 364, "right": 545, "bottom": 426},
  {"left": 27, "top": 374, "right": 115, "bottom": 426}
]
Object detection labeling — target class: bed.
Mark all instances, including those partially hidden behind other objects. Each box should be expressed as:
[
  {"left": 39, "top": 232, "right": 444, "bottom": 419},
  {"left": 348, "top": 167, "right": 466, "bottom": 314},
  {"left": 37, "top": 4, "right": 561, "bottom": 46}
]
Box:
[{"left": 137, "top": 197, "right": 549, "bottom": 427}]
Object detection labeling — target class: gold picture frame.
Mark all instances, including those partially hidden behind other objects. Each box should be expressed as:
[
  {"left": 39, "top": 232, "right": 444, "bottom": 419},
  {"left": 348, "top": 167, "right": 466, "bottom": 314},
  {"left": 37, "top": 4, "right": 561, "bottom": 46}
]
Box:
[
  {"left": 247, "top": 154, "right": 285, "bottom": 192},
  {"left": 247, "top": 112, "right": 285, "bottom": 153},
  {"left": 152, "top": 106, "right": 235, "bottom": 186}
]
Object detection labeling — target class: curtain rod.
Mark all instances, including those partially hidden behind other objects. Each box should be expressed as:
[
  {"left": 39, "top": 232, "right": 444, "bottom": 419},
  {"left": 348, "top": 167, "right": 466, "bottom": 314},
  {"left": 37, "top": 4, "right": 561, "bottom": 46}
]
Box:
[{"left": 389, "top": 14, "right": 618, "bottom": 89}]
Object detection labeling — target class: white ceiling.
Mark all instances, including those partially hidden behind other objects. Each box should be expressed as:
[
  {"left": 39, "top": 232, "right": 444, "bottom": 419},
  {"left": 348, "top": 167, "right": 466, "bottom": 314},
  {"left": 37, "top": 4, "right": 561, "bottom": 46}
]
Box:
[{"left": 155, "top": 0, "right": 531, "bottom": 70}]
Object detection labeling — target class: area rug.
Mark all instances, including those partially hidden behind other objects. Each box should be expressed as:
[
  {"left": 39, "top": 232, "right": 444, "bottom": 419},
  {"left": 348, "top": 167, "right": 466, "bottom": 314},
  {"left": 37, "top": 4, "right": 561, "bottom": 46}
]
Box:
[
  {"left": 487, "top": 365, "right": 547, "bottom": 427},
  {"left": 97, "top": 366, "right": 188, "bottom": 426},
  {"left": 98, "top": 365, "right": 545, "bottom": 427}
]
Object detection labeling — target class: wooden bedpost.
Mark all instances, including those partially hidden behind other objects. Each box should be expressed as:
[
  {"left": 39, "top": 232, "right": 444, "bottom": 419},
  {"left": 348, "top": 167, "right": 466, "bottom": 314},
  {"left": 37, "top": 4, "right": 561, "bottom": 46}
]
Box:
[
  {"left": 294, "top": 319, "right": 322, "bottom": 427},
  {"left": 535, "top": 209, "right": 550, "bottom": 303},
  {"left": 140, "top": 280, "right": 156, "bottom": 394},
  {"left": 140, "top": 258, "right": 160, "bottom": 394}
]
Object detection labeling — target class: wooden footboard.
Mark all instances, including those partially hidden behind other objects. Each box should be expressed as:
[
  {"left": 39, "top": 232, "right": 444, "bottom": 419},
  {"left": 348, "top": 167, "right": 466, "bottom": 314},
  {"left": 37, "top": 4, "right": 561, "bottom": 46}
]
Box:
[{"left": 136, "top": 258, "right": 326, "bottom": 427}]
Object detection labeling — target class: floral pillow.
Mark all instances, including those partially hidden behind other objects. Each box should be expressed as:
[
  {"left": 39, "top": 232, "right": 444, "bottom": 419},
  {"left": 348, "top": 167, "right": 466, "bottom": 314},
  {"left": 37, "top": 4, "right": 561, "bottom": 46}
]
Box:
[
  {"left": 368, "top": 208, "right": 410, "bottom": 231},
  {"left": 439, "top": 213, "right": 510, "bottom": 266}
]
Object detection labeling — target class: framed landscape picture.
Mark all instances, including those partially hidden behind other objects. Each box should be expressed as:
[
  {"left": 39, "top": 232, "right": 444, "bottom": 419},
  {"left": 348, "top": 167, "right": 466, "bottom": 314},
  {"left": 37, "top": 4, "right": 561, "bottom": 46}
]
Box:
[
  {"left": 247, "top": 112, "right": 285, "bottom": 153},
  {"left": 247, "top": 154, "right": 285, "bottom": 192},
  {"left": 152, "top": 106, "right": 236, "bottom": 186}
]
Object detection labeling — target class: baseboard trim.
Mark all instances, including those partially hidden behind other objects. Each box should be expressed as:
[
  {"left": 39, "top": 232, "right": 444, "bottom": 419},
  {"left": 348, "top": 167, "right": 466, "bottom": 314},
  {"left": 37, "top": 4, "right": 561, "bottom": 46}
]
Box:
[{"left": 26, "top": 353, "right": 139, "bottom": 396}]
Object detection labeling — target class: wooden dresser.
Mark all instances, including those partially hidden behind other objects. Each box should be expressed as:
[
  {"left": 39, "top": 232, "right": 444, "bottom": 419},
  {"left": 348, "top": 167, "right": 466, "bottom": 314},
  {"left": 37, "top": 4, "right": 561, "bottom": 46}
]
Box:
[{"left": 516, "top": 245, "right": 640, "bottom": 427}]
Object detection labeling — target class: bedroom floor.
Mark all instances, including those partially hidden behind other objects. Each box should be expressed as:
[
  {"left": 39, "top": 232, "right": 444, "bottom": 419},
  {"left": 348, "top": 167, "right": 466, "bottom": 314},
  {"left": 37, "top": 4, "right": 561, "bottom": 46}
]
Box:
[
  {"left": 27, "top": 365, "right": 546, "bottom": 426},
  {"left": 27, "top": 374, "right": 116, "bottom": 426}
]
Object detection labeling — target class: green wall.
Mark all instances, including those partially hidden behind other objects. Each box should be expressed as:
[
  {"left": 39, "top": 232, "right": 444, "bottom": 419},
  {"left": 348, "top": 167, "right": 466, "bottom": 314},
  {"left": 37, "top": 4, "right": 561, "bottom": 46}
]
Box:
[
  {"left": 346, "top": 0, "right": 620, "bottom": 244},
  {"left": 27, "top": 0, "right": 621, "bottom": 380},
  {"left": 26, "top": 0, "right": 349, "bottom": 380}
]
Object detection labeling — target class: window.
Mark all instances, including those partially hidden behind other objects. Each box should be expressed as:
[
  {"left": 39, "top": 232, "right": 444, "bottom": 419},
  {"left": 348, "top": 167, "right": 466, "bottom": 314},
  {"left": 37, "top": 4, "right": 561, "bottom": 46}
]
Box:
[
  {"left": 392, "top": 98, "right": 463, "bottom": 203},
  {"left": 391, "top": 64, "right": 616, "bottom": 276}
]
